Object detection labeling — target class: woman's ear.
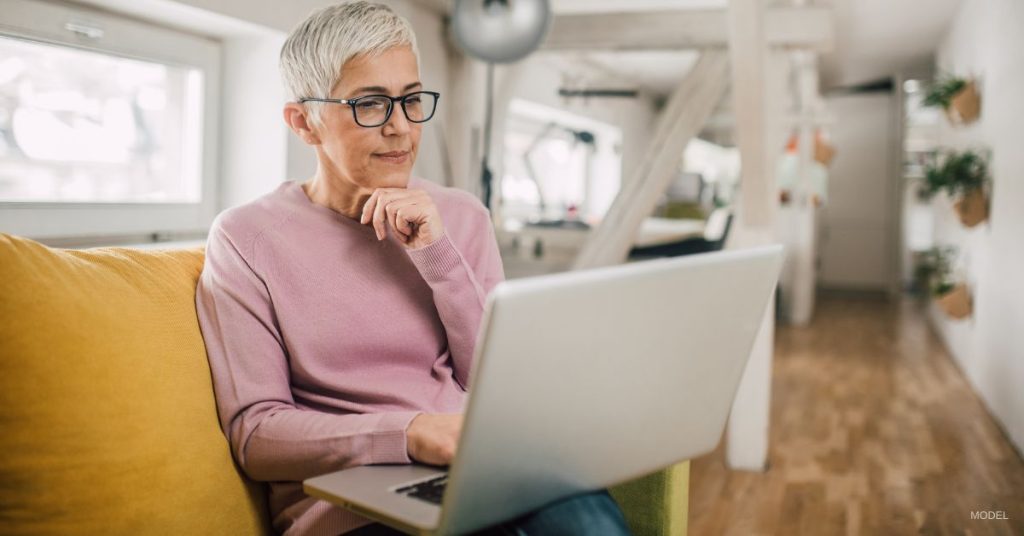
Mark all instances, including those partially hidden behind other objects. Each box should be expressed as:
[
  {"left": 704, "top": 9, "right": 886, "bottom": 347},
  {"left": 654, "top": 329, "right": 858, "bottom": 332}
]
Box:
[{"left": 283, "top": 103, "right": 321, "bottom": 145}]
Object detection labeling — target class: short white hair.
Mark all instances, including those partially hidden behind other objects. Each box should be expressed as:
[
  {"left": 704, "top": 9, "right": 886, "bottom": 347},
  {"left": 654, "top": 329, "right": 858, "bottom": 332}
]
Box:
[{"left": 280, "top": 1, "right": 421, "bottom": 125}]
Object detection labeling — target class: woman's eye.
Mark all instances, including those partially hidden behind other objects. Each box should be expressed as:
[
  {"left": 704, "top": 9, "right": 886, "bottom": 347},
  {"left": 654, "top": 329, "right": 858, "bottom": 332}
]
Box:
[
  {"left": 359, "top": 100, "right": 385, "bottom": 109},
  {"left": 406, "top": 96, "right": 422, "bottom": 104}
]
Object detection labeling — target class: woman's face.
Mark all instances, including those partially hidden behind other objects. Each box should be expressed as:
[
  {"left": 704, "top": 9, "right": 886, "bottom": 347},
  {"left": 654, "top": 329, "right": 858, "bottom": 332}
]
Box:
[{"left": 312, "top": 45, "right": 422, "bottom": 190}]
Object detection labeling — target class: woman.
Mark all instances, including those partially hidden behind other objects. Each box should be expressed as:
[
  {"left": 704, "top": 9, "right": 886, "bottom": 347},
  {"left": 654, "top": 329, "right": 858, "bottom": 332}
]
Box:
[{"left": 196, "top": 2, "right": 632, "bottom": 535}]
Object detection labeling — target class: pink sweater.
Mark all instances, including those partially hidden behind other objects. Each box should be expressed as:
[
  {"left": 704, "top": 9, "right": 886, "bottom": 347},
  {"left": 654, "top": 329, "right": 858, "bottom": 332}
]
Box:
[{"left": 195, "top": 177, "right": 504, "bottom": 535}]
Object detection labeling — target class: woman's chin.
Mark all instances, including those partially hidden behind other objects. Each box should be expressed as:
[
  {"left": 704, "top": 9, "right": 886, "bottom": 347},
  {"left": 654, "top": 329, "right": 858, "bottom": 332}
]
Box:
[
  {"left": 376, "top": 172, "right": 410, "bottom": 189},
  {"left": 375, "top": 166, "right": 413, "bottom": 188}
]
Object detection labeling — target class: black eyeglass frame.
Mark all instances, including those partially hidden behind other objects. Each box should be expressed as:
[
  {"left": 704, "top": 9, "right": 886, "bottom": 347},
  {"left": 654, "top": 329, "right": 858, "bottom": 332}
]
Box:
[{"left": 298, "top": 91, "right": 441, "bottom": 127}]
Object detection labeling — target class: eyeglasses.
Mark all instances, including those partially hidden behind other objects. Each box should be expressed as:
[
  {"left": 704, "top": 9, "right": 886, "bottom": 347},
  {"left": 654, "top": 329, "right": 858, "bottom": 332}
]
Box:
[{"left": 299, "top": 91, "right": 440, "bottom": 128}]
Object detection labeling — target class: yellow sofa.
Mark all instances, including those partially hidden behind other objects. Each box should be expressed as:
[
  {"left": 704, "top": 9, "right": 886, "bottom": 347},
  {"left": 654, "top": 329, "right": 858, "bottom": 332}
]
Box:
[{"left": 0, "top": 233, "right": 688, "bottom": 535}]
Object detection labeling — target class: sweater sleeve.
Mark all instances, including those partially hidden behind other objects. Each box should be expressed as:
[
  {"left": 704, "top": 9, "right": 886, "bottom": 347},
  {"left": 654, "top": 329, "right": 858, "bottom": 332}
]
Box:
[
  {"left": 405, "top": 203, "right": 505, "bottom": 390},
  {"left": 196, "top": 223, "right": 422, "bottom": 482}
]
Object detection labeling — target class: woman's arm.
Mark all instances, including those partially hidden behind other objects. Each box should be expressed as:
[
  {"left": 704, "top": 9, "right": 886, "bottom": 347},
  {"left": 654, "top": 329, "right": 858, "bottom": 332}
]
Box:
[
  {"left": 196, "top": 224, "right": 421, "bottom": 482},
  {"left": 404, "top": 201, "right": 505, "bottom": 390}
]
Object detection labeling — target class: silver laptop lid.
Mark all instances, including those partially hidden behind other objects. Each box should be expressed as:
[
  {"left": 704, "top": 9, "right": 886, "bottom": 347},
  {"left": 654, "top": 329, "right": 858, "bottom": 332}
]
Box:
[{"left": 437, "top": 245, "right": 783, "bottom": 535}]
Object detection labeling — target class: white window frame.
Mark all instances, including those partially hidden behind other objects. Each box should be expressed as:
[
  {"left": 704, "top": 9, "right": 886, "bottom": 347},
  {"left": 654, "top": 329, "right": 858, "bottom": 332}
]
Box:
[{"left": 0, "top": 0, "right": 221, "bottom": 240}]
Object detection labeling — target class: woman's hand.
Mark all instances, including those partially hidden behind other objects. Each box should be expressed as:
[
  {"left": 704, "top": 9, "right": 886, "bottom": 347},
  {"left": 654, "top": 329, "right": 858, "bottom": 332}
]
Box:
[
  {"left": 360, "top": 188, "right": 445, "bottom": 249},
  {"left": 406, "top": 413, "right": 463, "bottom": 466}
]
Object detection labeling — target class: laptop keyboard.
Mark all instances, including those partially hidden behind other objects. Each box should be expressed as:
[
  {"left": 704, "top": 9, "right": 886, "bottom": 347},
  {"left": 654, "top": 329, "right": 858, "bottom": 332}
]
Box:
[{"left": 395, "top": 474, "right": 448, "bottom": 505}]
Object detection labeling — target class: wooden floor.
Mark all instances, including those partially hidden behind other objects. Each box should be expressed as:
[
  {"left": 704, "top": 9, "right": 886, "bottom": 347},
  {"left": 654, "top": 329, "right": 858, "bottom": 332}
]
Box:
[{"left": 689, "top": 293, "right": 1024, "bottom": 536}]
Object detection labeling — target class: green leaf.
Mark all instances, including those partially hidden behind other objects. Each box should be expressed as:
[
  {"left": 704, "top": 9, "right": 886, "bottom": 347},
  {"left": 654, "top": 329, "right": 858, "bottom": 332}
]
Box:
[
  {"left": 921, "top": 76, "right": 967, "bottom": 109},
  {"left": 920, "top": 149, "right": 988, "bottom": 199}
]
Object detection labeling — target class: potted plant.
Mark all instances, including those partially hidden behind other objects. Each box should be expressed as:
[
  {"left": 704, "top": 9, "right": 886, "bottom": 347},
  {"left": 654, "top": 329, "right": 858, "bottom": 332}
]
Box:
[
  {"left": 920, "top": 149, "right": 990, "bottom": 227},
  {"left": 933, "top": 281, "right": 973, "bottom": 320},
  {"left": 912, "top": 246, "right": 955, "bottom": 296},
  {"left": 915, "top": 245, "right": 972, "bottom": 319},
  {"left": 922, "top": 75, "right": 981, "bottom": 125}
]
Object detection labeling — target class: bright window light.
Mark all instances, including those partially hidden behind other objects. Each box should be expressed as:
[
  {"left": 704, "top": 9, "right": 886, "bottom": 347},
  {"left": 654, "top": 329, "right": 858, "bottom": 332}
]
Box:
[
  {"left": 0, "top": 35, "right": 204, "bottom": 203},
  {"left": 501, "top": 98, "right": 622, "bottom": 224}
]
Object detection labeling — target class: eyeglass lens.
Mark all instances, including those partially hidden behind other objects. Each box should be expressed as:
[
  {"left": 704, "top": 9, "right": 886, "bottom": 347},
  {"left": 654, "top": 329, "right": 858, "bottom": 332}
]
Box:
[{"left": 354, "top": 92, "right": 436, "bottom": 127}]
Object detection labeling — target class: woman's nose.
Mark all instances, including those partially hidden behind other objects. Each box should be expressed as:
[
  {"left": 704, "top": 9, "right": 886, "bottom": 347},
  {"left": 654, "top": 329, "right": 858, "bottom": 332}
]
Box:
[{"left": 382, "top": 105, "right": 411, "bottom": 135}]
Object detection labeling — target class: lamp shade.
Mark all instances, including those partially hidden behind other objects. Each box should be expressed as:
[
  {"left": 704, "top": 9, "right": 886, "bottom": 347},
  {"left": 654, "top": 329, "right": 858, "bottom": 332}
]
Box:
[{"left": 450, "top": 0, "right": 552, "bottom": 63}]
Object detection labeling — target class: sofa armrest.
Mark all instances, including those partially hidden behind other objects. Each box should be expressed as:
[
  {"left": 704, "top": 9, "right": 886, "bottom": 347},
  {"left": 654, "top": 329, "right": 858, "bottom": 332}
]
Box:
[{"left": 608, "top": 461, "right": 689, "bottom": 536}]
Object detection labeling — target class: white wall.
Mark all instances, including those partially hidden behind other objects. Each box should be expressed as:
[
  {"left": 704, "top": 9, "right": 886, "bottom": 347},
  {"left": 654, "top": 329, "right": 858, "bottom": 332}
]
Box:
[
  {"left": 930, "top": 0, "right": 1024, "bottom": 455},
  {"left": 220, "top": 36, "right": 288, "bottom": 208},
  {"left": 817, "top": 92, "right": 898, "bottom": 291}
]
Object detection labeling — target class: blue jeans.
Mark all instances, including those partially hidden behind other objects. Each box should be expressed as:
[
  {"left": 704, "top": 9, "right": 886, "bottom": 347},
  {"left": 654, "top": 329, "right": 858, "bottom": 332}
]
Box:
[{"left": 344, "top": 489, "right": 632, "bottom": 535}]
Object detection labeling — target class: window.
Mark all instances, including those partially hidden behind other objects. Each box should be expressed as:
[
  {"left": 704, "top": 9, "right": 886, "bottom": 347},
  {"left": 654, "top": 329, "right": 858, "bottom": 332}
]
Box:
[
  {"left": 0, "top": 36, "right": 204, "bottom": 203},
  {"left": 0, "top": 0, "right": 220, "bottom": 239},
  {"left": 500, "top": 99, "right": 622, "bottom": 225}
]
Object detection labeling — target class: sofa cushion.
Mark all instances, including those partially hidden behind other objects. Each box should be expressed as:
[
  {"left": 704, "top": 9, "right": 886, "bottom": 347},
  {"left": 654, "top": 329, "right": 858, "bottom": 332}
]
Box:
[
  {"left": 609, "top": 460, "right": 689, "bottom": 536},
  {"left": 0, "top": 234, "right": 270, "bottom": 535}
]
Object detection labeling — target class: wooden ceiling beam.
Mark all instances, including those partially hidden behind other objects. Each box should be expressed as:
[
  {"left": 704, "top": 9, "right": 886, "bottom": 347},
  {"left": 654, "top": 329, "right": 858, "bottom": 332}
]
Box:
[{"left": 543, "top": 6, "right": 833, "bottom": 52}]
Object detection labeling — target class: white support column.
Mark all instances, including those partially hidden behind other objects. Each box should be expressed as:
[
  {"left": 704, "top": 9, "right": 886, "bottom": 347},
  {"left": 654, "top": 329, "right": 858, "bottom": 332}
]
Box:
[
  {"left": 788, "top": 51, "right": 820, "bottom": 326},
  {"left": 444, "top": 50, "right": 487, "bottom": 194},
  {"left": 725, "top": 0, "right": 786, "bottom": 472},
  {"left": 572, "top": 51, "right": 729, "bottom": 269},
  {"left": 729, "top": 0, "right": 774, "bottom": 228}
]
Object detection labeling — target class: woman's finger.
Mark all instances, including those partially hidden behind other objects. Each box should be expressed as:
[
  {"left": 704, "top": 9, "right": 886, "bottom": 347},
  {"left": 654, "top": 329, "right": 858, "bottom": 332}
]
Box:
[
  {"left": 360, "top": 189, "right": 379, "bottom": 225},
  {"left": 372, "top": 191, "right": 391, "bottom": 240},
  {"left": 375, "top": 190, "right": 417, "bottom": 240},
  {"left": 394, "top": 196, "right": 423, "bottom": 234},
  {"left": 388, "top": 201, "right": 410, "bottom": 240},
  {"left": 360, "top": 188, "right": 437, "bottom": 245},
  {"left": 383, "top": 196, "right": 399, "bottom": 235},
  {"left": 392, "top": 204, "right": 413, "bottom": 239}
]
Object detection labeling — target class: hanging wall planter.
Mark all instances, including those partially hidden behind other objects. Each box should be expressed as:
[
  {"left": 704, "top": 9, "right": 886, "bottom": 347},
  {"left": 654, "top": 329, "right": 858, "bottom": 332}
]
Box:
[
  {"left": 922, "top": 76, "right": 981, "bottom": 126},
  {"left": 918, "top": 246, "right": 972, "bottom": 320},
  {"left": 920, "top": 149, "right": 990, "bottom": 228},
  {"left": 953, "top": 188, "right": 989, "bottom": 227},
  {"left": 947, "top": 81, "right": 981, "bottom": 125},
  {"left": 912, "top": 246, "right": 956, "bottom": 297},
  {"left": 934, "top": 283, "right": 973, "bottom": 320}
]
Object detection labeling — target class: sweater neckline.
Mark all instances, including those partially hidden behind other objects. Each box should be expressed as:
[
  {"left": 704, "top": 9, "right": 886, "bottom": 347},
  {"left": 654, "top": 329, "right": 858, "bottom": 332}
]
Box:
[{"left": 283, "top": 179, "right": 376, "bottom": 233}]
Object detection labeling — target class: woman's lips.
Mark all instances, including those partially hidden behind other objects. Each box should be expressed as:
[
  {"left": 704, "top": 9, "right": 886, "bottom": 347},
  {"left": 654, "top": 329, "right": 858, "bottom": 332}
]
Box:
[{"left": 374, "top": 151, "right": 409, "bottom": 164}]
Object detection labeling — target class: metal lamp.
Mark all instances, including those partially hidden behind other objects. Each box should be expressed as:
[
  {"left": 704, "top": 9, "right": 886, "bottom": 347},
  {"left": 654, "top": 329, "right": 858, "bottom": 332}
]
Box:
[{"left": 449, "top": 0, "right": 552, "bottom": 209}]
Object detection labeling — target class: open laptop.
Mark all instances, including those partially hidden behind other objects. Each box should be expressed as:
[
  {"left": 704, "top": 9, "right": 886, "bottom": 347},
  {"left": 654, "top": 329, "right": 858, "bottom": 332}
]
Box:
[{"left": 304, "top": 245, "right": 784, "bottom": 535}]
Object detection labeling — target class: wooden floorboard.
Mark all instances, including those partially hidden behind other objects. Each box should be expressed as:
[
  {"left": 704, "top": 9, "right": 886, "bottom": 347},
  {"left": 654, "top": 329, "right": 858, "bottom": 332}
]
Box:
[{"left": 689, "top": 293, "right": 1024, "bottom": 535}]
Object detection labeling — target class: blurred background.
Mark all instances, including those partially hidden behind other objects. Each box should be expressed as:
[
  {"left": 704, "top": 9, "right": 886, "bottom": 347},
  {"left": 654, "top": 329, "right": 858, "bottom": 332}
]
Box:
[{"left": 1, "top": 0, "right": 1021, "bottom": 533}]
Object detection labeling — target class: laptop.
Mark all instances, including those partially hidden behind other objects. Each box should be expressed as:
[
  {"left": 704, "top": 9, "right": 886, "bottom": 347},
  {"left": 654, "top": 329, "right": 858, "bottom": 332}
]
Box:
[{"left": 304, "top": 245, "right": 784, "bottom": 535}]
